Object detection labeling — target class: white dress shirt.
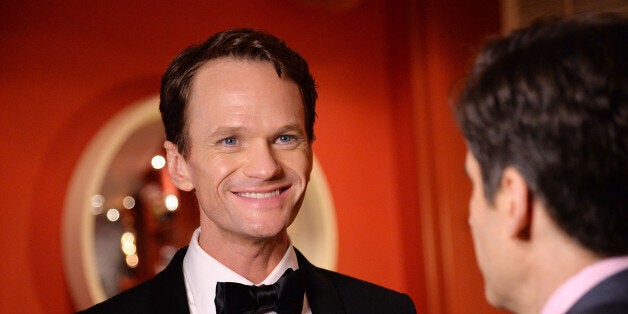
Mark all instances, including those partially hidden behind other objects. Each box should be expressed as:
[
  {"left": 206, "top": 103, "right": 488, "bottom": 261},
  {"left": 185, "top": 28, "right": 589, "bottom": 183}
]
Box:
[{"left": 183, "top": 228, "right": 312, "bottom": 314}]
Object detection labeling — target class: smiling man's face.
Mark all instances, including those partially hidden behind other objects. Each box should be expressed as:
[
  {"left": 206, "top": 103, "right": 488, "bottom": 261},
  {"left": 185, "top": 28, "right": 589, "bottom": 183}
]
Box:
[{"left": 168, "top": 57, "right": 312, "bottom": 244}]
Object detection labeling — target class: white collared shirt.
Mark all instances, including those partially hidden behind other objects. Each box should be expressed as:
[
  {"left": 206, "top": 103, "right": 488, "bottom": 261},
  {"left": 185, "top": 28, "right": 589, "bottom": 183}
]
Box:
[{"left": 182, "top": 228, "right": 311, "bottom": 314}]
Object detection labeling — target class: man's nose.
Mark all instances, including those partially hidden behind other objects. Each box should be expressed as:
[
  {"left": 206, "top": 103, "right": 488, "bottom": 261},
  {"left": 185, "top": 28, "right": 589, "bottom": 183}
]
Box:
[{"left": 242, "top": 141, "right": 281, "bottom": 180}]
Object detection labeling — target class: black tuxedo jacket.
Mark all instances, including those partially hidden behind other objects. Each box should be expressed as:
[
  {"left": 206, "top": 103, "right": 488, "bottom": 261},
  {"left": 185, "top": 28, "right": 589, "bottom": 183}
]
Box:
[
  {"left": 567, "top": 268, "right": 628, "bottom": 313},
  {"left": 79, "top": 246, "right": 416, "bottom": 314}
]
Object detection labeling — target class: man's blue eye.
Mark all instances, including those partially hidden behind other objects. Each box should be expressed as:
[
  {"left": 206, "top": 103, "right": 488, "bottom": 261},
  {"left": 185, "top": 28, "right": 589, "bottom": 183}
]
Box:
[
  {"left": 278, "top": 135, "right": 294, "bottom": 143},
  {"left": 223, "top": 137, "right": 237, "bottom": 145}
]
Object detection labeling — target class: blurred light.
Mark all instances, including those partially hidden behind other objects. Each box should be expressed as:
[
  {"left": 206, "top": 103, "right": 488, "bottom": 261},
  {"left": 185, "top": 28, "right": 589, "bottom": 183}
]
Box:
[
  {"left": 120, "top": 232, "right": 138, "bottom": 261},
  {"left": 90, "top": 205, "right": 103, "bottom": 216},
  {"left": 90, "top": 194, "right": 105, "bottom": 215},
  {"left": 91, "top": 194, "right": 105, "bottom": 207},
  {"left": 121, "top": 232, "right": 135, "bottom": 245},
  {"left": 106, "top": 208, "right": 120, "bottom": 222},
  {"left": 165, "top": 194, "right": 179, "bottom": 211},
  {"left": 122, "top": 242, "right": 137, "bottom": 255},
  {"left": 151, "top": 155, "right": 166, "bottom": 170},
  {"left": 122, "top": 196, "right": 136, "bottom": 209},
  {"left": 125, "top": 254, "right": 139, "bottom": 268}
]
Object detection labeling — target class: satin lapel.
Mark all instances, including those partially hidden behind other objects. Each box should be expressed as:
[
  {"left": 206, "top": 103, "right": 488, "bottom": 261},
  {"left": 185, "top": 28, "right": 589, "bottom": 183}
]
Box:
[
  {"left": 148, "top": 246, "right": 191, "bottom": 314},
  {"left": 295, "top": 248, "right": 345, "bottom": 314}
]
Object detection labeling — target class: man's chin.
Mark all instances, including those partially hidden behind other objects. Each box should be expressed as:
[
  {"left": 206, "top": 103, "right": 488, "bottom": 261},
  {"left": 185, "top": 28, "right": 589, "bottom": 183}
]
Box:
[
  {"left": 244, "top": 222, "right": 291, "bottom": 241},
  {"left": 484, "top": 287, "right": 511, "bottom": 312}
]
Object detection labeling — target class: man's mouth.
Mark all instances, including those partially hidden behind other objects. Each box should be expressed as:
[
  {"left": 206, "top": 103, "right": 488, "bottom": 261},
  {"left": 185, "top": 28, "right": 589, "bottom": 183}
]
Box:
[{"left": 235, "top": 189, "right": 283, "bottom": 199}]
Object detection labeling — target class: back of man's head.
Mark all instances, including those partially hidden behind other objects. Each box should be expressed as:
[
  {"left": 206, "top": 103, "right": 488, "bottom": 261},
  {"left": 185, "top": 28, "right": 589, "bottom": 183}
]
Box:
[{"left": 455, "top": 14, "right": 628, "bottom": 256}]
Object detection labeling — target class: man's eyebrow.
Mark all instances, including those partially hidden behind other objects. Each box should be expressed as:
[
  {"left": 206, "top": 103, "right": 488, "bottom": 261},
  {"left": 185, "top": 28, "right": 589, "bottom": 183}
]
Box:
[
  {"left": 208, "top": 126, "right": 244, "bottom": 138},
  {"left": 277, "top": 124, "right": 306, "bottom": 134}
]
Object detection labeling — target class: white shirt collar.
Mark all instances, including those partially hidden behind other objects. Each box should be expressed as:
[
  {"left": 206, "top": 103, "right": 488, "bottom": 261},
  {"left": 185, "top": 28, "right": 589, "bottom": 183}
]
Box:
[{"left": 182, "top": 228, "right": 309, "bottom": 314}]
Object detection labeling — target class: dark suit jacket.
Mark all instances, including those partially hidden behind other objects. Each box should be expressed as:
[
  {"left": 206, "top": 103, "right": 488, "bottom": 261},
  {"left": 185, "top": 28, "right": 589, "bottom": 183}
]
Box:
[
  {"left": 567, "top": 268, "right": 628, "bottom": 314},
  {"left": 79, "top": 246, "right": 416, "bottom": 314}
]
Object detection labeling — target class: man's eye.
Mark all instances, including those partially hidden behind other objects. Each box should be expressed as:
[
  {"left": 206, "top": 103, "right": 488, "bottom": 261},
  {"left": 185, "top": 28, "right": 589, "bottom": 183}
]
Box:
[
  {"left": 277, "top": 135, "right": 295, "bottom": 144},
  {"left": 222, "top": 137, "right": 237, "bottom": 145}
]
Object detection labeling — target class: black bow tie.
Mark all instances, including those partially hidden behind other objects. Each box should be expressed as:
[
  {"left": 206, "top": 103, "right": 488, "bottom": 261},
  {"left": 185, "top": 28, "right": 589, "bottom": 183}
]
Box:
[{"left": 215, "top": 268, "right": 305, "bottom": 314}]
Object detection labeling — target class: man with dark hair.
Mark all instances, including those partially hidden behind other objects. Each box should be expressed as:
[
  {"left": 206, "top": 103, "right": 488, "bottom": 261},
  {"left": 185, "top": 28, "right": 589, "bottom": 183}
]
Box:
[
  {"left": 456, "top": 14, "right": 627, "bottom": 314},
  {"left": 80, "top": 28, "right": 416, "bottom": 314}
]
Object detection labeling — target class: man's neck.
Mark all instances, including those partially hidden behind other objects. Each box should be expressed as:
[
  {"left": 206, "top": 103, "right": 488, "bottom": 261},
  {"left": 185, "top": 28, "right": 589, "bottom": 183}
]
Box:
[
  {"left": 517, "top": 225, "right": 599, "bottom": 314},
  {"left": 197, "top": 225, "right": 291, "bottom": 283}
]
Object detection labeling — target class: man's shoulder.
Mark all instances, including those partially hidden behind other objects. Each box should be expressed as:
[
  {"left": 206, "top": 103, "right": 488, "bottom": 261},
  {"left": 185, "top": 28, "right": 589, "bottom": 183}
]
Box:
[
  {"left": 77, "top": 277, "right": 155, "bottom": 313},
  {"left": 311, "top": 267, "right": 416, "bottom": 313},
  {"left": 317, "top": 266, "right": 410, "bottom": 297},
  {"left": 296, "top": 250, "right": 415, "bottom": 313},
  {"left": 77, "top": 247, "right": 190, "bottom": 314}
]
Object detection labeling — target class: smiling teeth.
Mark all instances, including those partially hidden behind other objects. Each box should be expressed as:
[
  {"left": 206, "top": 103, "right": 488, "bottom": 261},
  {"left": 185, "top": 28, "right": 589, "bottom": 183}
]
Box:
[{"left": 238, "top": 190, "right": 281, "bottom": 199}]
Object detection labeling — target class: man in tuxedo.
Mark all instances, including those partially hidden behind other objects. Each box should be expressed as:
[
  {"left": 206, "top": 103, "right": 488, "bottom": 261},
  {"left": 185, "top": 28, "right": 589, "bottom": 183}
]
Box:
[
  {"left": 455, "top": 14, "right": 628, "bottom": 314},
  {"left": 80, "top": 28, "right": 416, "bottom": 314}
]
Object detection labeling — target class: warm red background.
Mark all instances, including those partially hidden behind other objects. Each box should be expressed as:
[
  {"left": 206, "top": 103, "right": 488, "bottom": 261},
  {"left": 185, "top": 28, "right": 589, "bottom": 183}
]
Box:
[{"left": 0, "top": 1, "right": 506, "bottom": 313}]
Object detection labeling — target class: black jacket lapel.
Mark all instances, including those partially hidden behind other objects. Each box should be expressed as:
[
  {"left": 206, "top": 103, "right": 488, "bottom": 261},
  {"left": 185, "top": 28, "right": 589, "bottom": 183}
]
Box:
[{"left": 295, "top": 248, "right": 346, "bottom": 314}]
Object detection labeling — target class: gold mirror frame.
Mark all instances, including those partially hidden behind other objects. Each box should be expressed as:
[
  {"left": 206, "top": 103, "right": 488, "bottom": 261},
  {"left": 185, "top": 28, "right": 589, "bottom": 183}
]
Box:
[{"left": 63, "top": 96, "right": 338, "bottom": 310}]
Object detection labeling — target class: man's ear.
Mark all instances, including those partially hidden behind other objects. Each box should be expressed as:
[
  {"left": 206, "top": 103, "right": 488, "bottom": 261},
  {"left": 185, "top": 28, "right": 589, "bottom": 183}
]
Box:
[
  {"left": 164, "top": 141, "right": 194, "bottom": 192},
  {"left": 500, "top": 167, "right": 532, "bottom": 239}
]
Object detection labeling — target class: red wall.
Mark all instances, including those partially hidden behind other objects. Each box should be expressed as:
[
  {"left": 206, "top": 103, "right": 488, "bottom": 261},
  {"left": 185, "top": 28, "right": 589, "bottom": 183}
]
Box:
[{"left": 0, "top": 1, "right": 500, "bottom": 313}]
